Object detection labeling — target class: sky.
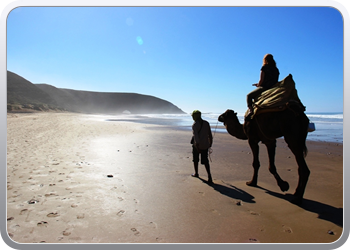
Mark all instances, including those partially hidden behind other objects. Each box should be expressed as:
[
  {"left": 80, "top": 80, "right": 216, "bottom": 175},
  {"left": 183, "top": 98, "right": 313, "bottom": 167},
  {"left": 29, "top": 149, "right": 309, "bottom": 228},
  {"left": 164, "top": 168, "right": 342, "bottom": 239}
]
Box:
[{"left": 6, "top": 6, "right": 344, "bottom": 114}]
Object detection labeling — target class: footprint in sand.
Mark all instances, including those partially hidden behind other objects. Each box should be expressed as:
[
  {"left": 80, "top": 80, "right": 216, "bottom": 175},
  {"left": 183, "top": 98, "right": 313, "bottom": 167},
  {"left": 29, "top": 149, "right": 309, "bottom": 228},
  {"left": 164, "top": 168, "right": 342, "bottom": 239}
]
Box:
[
  {"left": 149, "top": 222, "right": 158, "bottom": 229},
  {"left": 20, "top": 209, "right": 28, "bottom": 215},
  {"left": 156, "top": 237, "right": 164, "bottom": 242},
  {"left": 77, "top": 214, "right": 85, "bottom": 219},
  {"left": 45, "top": 193, "right": 58, "bottom": 197},
  {"left": 47, "top": 212, "right": 59, "bottom": 217},
  {"left": 248, "top": 238, "right": 260, "bottom": 243},
  {"left": 37, "top": 221, "right": 48, "bottom": 227},
  {"left": 131, "top": 228, "right": 140, "bottom": 236},
  {"left": 63, "top": 229, "right": 71, "bottom": 236},
  {"left": 282, "top": 225, "right": 293, "bottom": 233},
  {"left": 250, "top": 211, "right": 260, "bottom": 216},
  {"left": 117, "top": 210, "right": 125, "bottom": 216}
]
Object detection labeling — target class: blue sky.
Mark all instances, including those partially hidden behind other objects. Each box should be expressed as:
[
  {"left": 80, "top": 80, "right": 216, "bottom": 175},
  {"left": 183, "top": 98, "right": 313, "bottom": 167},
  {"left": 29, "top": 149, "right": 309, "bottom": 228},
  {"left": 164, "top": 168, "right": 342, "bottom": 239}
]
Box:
[{"left": 7, "top": 6, "right": 343, "bottom": 113}]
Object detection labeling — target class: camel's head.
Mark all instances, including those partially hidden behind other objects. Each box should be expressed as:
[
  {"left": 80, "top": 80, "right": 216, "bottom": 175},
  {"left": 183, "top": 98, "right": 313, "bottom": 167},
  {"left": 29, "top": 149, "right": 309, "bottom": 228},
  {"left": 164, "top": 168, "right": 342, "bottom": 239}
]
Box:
[{"left": 218, "top": 109, "right": 238, "bottom": 124}]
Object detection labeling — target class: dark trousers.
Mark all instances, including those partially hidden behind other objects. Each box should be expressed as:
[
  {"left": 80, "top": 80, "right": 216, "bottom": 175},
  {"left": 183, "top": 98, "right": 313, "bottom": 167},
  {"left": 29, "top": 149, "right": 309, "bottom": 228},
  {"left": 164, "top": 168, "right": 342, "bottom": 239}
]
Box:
[
  {"left": 192, "top": 145, "right": 209, "bottom": 165},
  {"left": 247, "top": 86, "right": 265, "bottom": 107},
  {"left": 192, "top": 145, "right": 212, "bottom": 183}
]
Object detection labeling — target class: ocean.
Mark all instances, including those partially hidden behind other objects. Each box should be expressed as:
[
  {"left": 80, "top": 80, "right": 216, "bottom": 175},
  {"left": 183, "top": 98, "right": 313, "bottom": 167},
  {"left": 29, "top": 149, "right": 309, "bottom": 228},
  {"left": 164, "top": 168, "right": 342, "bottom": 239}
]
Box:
[
  {"left": 121, "top": 112, "right": 343, "bottom": 144},
  {"left": 98, "top": 111, "right": 343, "bottom": 144}
]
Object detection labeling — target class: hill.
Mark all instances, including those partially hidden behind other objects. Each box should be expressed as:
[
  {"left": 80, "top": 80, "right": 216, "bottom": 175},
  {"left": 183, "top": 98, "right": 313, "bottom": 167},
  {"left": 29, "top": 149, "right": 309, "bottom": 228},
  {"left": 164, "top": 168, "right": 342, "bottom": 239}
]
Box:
[
  {"left": 7, "top": 71, "right": 185, "bottom": 114},
  {"left": 7, "top": 71, "right": 58, "bottom": 111}
]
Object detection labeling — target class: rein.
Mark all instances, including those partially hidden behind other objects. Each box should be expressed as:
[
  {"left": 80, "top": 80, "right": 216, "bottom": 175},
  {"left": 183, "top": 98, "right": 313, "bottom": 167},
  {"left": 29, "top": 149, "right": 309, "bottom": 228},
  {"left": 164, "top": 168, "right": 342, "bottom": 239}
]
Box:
[{"left": 208, "top": 121, "right": 219, "bottom": 162}]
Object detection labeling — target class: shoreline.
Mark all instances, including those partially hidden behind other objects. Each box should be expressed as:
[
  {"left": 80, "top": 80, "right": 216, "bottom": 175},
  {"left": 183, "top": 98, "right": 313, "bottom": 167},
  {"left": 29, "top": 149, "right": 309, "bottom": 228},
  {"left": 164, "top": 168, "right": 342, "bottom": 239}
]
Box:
[
  {"left": 6, "top": 112, "right": 343, "bottom": 244},
  {"left": 75, "top": 111, "right": 343, "bottom": 144},
  {"left": 7, "top": 110, "right": 343, "bottom": 144}
]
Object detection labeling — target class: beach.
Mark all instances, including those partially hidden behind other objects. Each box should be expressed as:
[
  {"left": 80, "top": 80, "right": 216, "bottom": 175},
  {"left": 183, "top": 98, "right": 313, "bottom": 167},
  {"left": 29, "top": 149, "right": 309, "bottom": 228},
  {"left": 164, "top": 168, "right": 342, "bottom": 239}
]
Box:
[{"left": 6, "top": 112, "right": 343, "bottom": 244}]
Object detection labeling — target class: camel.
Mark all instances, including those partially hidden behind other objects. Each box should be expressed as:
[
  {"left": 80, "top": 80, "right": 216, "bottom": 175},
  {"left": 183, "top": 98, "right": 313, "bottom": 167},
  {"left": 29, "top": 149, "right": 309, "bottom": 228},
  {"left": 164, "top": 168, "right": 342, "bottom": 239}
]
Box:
[{"left": 218, "top": 104, "right": 310, "bottom": 205}]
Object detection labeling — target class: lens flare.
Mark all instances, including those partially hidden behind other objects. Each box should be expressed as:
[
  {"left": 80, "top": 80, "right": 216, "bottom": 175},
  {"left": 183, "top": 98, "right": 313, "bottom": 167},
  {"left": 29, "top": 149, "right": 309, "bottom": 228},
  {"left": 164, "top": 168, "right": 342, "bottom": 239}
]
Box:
[{"left": 136, "top": 36, "right": 143, "bottom": 45}]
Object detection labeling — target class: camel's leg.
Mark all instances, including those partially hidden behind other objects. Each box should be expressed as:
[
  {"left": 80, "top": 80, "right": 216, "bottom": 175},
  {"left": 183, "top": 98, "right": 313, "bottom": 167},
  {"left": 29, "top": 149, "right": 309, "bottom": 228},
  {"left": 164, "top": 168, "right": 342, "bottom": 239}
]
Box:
[
  {"left": 293, "top": 152, "right": 310, "bottom": 204},
  {"left": 285, "top": 137, "right": 310, "bottom": 205},
  {"left": 265, "top": 141, "right": 289, "bottom": 192},
  {"left": 246, "top": 139, "right": 260, "bottom": 187}
]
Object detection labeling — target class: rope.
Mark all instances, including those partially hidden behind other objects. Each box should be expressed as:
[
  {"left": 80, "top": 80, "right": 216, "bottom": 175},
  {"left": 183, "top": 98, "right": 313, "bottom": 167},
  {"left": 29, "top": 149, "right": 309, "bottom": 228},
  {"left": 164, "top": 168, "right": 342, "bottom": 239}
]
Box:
[
  {"left": 213, "top": 120, "right": 219, "bottom": 138},
  {"left": 208, "top": 121, "right": 219, "bottom": 162},
  {"left": 208, "top": 147, "right": 213, "bottom": 162}
]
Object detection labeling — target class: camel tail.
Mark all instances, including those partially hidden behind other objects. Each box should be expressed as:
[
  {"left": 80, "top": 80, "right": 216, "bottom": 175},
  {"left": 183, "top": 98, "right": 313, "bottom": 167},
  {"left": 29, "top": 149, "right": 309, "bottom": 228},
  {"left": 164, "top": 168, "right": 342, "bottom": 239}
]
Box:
[{"left": 303, "top": 114, "right": 309, "bottom": 158}]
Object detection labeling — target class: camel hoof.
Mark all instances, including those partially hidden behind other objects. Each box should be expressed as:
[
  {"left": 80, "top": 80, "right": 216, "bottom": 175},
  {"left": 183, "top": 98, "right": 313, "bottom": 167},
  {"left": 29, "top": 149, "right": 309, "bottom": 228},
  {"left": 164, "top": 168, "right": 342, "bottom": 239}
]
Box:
[
  {"left": 246, "top": 181, "right": 257, "bottom": 187},
  {"left": 279, "top": 181, "right": 289, "bottom": 192}
]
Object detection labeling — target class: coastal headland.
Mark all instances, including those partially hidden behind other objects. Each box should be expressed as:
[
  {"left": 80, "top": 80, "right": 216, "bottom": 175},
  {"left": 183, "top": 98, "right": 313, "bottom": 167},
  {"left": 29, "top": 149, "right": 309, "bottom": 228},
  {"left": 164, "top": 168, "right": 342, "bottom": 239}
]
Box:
[{"left": 7, "top": 71, "right": 185, "bottom": 114}]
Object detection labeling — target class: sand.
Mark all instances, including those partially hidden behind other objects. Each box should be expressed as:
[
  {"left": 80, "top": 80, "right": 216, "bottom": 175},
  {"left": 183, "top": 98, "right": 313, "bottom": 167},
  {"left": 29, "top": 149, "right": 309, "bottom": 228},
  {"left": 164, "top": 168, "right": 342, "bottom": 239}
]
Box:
[{"left": 6, "top": 112, "right": 343, "bottom": 244}]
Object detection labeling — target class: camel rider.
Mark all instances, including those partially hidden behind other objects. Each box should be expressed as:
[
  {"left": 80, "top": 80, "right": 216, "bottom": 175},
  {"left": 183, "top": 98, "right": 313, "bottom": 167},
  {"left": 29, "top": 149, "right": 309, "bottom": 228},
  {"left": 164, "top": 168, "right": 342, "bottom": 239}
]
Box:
[
  {"left": 190, "top": 110, "right": 213, "bottom": 184},
  {"left": 247, "top": 54, "right": 280, "bottom": 116}
]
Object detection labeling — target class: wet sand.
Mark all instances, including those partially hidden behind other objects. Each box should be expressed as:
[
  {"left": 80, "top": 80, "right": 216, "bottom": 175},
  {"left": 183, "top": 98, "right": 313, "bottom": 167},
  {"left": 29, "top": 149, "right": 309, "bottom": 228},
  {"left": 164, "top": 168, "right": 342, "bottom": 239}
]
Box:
[{"left": 6, "top": 112, "right": 343, "bottom": 244}]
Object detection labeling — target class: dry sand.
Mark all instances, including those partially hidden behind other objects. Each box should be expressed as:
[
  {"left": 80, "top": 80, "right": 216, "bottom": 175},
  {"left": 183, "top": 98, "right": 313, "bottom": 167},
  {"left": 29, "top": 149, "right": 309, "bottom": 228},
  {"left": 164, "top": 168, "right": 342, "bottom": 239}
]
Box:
[{"left": 6, "top": 112, "right": 343, "bottom": 244}]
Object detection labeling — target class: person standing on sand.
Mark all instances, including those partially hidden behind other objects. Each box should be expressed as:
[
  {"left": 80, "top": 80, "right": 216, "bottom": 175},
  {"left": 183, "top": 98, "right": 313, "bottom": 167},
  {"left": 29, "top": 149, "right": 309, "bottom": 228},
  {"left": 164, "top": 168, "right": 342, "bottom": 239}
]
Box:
[
  {"left": 247, "top": 53, "right": 280, "bottom": 116},
  {"left": 190, "top": 110, "right": 213, "bottom": 184}
]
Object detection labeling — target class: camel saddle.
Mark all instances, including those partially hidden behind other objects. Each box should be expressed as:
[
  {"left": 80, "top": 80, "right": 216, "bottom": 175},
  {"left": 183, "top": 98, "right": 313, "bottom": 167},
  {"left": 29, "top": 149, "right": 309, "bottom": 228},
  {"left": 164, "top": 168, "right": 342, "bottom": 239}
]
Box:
[{"left": 246, "top": 74, "right": 306, "bottom": 119}]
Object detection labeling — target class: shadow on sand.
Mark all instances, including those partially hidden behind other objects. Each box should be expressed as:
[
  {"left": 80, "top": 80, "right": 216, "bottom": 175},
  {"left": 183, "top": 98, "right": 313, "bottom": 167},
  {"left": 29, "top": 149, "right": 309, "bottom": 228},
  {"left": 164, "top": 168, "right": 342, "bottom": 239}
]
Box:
[
  {"left": 197, "top": 178, "right": 342, "bottom": 227},
  {"left": 198, "top": 177, "right": 255, "bottom": 204},
  {"left": 258, "top": 186, "right": 343, "bottom": 227}
]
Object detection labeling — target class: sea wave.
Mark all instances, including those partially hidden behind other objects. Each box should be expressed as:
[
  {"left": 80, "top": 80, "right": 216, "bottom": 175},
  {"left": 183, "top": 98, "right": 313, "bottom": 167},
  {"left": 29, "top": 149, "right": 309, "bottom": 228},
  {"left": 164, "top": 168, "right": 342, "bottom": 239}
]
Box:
[
  {"left": 306, "top": 113, "right": 343, "bottom": 120},
  {"left": 100, "top": 112, "right": 343, "bottom": 143}
]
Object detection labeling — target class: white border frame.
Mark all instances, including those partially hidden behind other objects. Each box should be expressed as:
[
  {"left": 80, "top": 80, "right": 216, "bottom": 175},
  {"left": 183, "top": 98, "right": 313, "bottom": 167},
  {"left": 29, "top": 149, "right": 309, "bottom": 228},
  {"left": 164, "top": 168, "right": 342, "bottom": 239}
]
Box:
[{"left": 1, "top": 1, "right": 348, "bottom": 250}]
